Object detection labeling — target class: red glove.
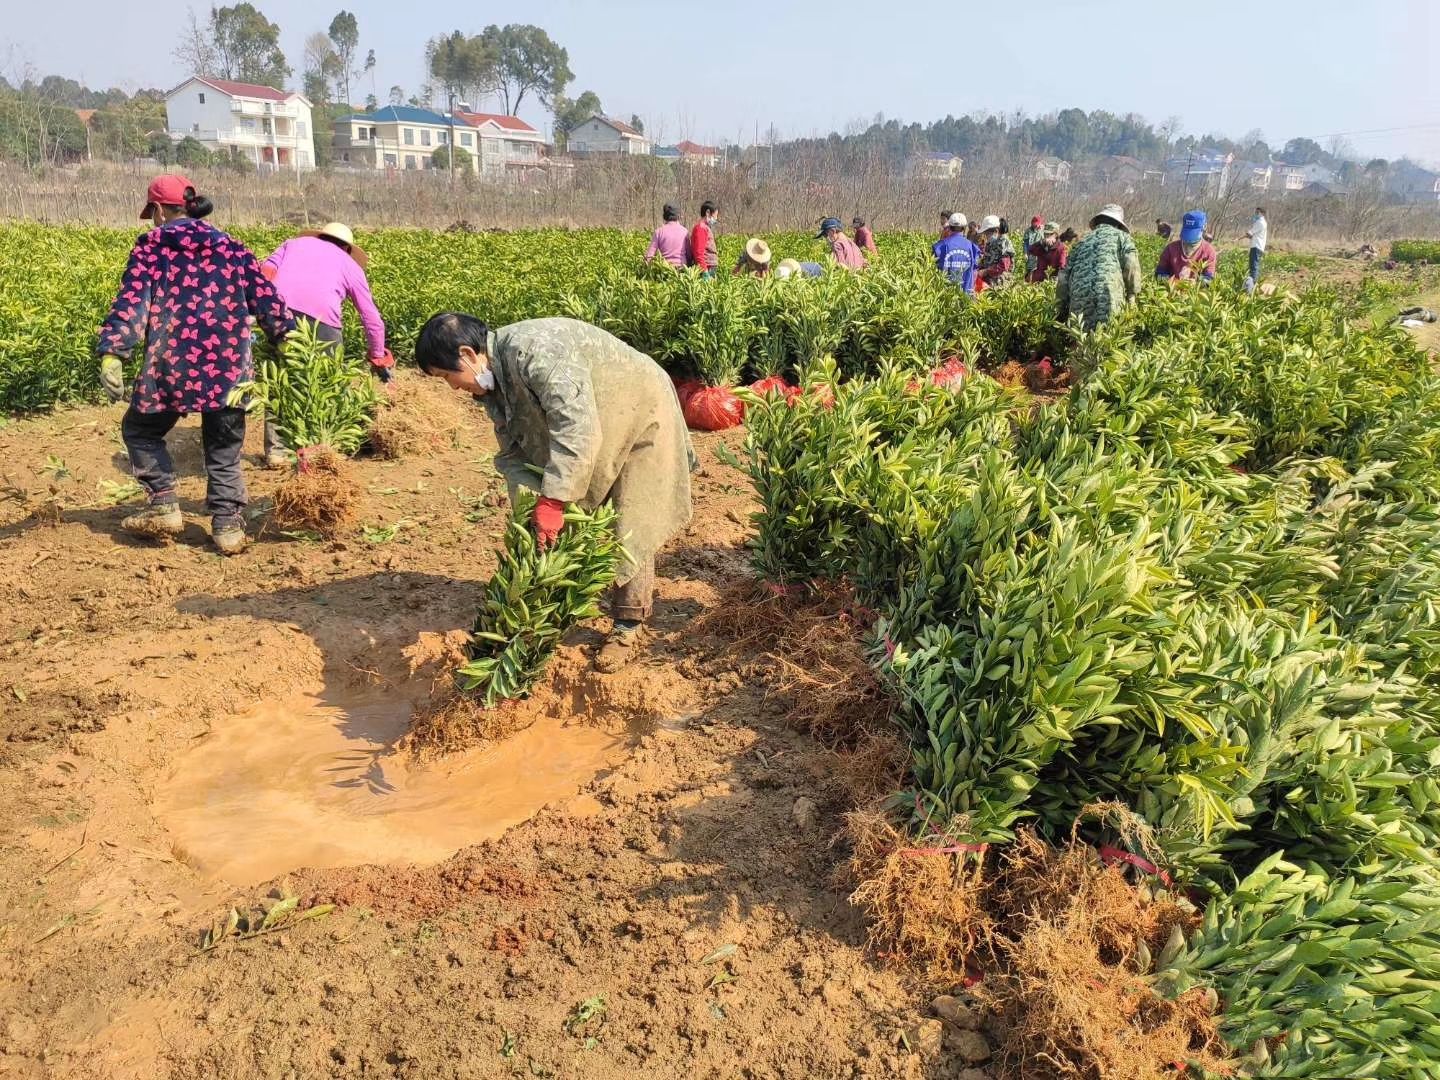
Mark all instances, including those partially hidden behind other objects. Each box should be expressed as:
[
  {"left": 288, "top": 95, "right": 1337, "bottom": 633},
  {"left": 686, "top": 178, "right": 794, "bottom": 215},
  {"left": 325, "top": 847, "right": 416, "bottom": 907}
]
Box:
[
  {"left": 370, "top": 349, "right": 395, "bottom": 383},
  {"left": 532, "top": 496, "right": 566, "bottom": 549}
]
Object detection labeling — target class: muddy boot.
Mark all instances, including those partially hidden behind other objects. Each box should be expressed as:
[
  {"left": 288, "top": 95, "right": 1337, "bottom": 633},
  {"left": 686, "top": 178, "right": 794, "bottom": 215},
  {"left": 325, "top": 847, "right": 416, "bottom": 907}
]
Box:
[
  {"left": 211, "top": 519, "right": 248, "bottom": 556},
  {"left": 595, "top": 620, "right": 649, "bottom": 673},
  {"left": 120, "top": 501, "right": 183, "bottom": 540}
]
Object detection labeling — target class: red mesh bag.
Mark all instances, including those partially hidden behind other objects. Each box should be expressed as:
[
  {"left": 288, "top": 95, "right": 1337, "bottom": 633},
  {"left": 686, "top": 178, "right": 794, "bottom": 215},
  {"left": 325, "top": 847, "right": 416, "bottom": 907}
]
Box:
[
  {"left": 749, "top": 375, "right": 794, "bottom": 397},
  {"left": 683, "top": 385, "right": 746, "bottom": 431},
  {"left": 931, "top": 357, "right": 970, "bottom": 390},
  {"left": 671, "top": 376, "right": 703, "bottom": 407}
]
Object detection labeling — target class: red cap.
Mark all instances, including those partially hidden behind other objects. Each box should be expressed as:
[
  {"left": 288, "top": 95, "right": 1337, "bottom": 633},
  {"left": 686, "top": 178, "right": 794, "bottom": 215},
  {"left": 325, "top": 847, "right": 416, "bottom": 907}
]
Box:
[
  {"left": 1031, "top": 216, "right": 1043, "bottom": 227},
  {"left": 140, "top": 174, "right": 194, "bottom": 219}
]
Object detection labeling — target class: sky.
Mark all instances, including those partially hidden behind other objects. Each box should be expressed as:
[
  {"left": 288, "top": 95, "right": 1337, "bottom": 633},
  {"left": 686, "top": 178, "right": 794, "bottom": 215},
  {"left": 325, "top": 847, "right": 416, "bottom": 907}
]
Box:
[{"left": 7, "top": 0, "right": 1439, "bottom": 164}]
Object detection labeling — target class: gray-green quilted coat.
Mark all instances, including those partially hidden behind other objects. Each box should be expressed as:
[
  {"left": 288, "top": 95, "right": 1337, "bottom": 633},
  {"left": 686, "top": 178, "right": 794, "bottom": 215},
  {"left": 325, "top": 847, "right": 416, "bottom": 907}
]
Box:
[
  {"left": 1055, "top": 224, "right": 1142, "bottom": 330},
  {"left": 480, "top": 318, "right": 694, "bottom": 585}
]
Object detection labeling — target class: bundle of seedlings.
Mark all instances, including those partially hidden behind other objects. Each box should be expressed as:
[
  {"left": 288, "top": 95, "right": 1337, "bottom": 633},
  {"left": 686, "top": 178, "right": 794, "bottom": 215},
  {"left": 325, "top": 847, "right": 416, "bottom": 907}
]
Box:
[
  {"left": 458, "top": 489, "right": 623, "bottom": 707},
  {"left": 403, "top": 492, "right": 623, "bottom": 754},
  {"left": 678, "top": 276, "right": 758, "bottom": 430},
  {"left": 232, "top": 319, "right": 380, "bottom": 535}
]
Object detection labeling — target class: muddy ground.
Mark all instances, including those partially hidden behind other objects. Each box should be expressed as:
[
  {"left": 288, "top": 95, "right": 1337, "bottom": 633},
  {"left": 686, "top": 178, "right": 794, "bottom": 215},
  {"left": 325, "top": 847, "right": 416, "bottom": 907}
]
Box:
[{"left": 0, "top": 375, "right": 984, "bottom": 1080}]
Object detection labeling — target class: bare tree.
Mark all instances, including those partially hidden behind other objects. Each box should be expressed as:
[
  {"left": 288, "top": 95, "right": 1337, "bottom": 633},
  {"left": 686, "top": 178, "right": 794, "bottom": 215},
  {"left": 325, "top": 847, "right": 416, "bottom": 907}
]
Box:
[
  {"left": 1159, "top": 114, "right": 1183, "bottom": 152},
  {"left": 173, "top": 6, "right": 219, "bottom": 76},
  {"left": 302, "top": 31, "right": 340, "bottom": 103},
  {"left": 1340, "top": 176, "right": 1388, "bottom": 240}
]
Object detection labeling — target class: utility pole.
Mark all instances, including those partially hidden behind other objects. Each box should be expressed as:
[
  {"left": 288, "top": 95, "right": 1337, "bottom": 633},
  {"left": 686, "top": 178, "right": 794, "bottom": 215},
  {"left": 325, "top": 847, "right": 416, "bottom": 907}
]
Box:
[{"left": 448, "top": 93, "right": 456, "bottom": 183}]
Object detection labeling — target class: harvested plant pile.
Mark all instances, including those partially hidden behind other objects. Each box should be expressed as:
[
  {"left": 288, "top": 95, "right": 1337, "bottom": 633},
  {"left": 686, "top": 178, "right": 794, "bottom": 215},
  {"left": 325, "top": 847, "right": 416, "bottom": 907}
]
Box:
[
  {"left": 456, "top": 489, "right": 623, "bottom": 707},
  {"left": 742, "top": 281, "right": 1440, "bottom": 1078},
  {"left": 238, "top": 319, "right": 380, "bottom": 536}
]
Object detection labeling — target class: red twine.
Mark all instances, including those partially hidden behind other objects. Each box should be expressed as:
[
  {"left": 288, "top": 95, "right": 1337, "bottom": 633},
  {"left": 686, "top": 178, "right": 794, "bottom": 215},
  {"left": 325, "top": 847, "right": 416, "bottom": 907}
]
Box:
[{"left": 1098, "top": 844, "right": 1173, "bottom": 888}]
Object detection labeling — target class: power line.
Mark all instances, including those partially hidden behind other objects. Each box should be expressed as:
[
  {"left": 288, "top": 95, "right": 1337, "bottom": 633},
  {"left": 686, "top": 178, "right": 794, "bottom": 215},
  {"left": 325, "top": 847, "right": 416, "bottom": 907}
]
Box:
[{"left": 1292, "top": 121, "right": 1440, "bottom": 142}]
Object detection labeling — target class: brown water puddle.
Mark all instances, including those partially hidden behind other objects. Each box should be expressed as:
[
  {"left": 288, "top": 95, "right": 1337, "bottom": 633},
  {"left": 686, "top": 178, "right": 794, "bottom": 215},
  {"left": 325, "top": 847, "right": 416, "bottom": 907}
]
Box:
[{"left": 152, "top": 694, "right": 630, "bottom": 885}]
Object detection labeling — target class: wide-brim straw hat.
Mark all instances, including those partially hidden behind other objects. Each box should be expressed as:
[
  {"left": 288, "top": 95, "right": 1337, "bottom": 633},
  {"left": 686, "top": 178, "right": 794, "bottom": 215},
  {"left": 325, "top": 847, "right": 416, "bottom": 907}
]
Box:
[
  {"left": 1090, "top": 204, "right": 1129, "bottom": 232},
  {"left": 745, "top": 237, "right": 772, "bottom": 266},
  {"left": 775, "top": 258, "right": 803, "bottom": 279},
  {"left": 302, "top": 223, "right": 368, "bottom": 268},
  {"left": 318, "top": 221, "right": 355, "bottom": 247}
]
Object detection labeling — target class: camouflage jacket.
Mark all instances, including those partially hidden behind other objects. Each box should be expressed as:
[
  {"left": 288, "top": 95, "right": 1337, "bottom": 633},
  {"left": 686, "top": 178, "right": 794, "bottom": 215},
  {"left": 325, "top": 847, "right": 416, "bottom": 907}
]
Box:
[
  {"left": 480, "top": 318, "right": 694, "bottom": 583},
  {"left": 1055, "top": 225, "right": 1142, "bottom": 331}
]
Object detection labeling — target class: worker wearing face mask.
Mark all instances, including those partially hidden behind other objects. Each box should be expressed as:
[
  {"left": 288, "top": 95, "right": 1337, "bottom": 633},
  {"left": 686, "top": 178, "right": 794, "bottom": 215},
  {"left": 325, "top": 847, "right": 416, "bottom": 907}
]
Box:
[{"left": 413, "top": 314, "right": 695, "bottom": 673}]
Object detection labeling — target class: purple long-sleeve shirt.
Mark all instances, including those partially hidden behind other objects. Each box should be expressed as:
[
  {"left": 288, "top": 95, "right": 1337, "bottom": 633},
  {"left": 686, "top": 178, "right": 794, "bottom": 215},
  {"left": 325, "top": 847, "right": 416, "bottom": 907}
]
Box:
[
  {"left": 644, "top": 221, "right": 690, "bottom": 268},
  {"left": 262, "top": 236, "right": 387, "bottom": 358}
]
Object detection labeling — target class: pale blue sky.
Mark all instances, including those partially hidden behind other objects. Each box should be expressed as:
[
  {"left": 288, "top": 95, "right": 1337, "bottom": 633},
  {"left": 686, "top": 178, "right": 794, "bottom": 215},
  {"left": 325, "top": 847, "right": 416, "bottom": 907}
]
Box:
[{"left": 8, "top": 0, "right": 1437, "bottom": 163}]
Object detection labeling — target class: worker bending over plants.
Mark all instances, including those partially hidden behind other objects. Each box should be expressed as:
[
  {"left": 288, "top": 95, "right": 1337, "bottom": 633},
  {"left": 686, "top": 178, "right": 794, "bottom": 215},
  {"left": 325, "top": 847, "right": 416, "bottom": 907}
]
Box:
[{"left": 414, "top": 314, "right": 695, "bottom": 672}]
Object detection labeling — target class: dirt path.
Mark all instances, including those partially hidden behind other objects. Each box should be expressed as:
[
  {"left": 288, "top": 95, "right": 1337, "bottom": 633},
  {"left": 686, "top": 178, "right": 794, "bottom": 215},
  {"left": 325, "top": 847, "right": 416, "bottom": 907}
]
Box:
[{"left": 0, "top": 376, "right": 983, "bottom": 1080}]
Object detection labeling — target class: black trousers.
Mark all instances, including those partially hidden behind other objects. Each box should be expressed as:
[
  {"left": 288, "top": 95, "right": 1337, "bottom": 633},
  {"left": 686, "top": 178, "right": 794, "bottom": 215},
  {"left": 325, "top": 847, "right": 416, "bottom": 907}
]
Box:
[{"left": 121, "top": 406, "right": 247, "bottom": 527}]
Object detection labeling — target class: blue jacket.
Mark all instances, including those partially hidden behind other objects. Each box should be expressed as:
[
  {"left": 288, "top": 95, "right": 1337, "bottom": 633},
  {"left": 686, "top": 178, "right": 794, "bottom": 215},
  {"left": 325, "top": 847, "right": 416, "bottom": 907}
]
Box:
[{"left": 933, "top": 233, "right": 979, "bottom": 294}]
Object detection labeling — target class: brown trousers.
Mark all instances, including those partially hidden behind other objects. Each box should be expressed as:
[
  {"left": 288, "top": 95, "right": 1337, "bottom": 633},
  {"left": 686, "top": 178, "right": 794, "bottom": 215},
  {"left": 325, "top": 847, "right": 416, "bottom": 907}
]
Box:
[{"left": 611, "top": 556, "right": 654, "bottom": 622}]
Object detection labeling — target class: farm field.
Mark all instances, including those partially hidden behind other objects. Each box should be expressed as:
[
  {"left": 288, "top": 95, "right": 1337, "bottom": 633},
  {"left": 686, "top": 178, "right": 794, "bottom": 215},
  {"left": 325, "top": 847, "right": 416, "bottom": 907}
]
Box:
[{"left": 2, "top": 225, "right": 1440, "bottom": 1079}]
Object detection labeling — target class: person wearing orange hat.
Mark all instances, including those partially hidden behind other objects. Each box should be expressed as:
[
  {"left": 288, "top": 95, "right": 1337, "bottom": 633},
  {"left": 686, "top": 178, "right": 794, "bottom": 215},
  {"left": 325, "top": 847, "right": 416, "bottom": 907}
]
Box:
[
  {"left": 259, "top": 222, "right": 394, "bottom": 467},
  {"left": 97, "top": 175, "right": 293, "bottom": 554}
]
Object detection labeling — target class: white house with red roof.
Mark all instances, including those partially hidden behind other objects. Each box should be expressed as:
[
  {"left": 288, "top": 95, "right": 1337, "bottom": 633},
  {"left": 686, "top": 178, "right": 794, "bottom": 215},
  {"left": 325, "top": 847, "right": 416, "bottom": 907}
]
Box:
[
  {"left": 673, "top": 139, "right": 721, "bottom": 167},
  {"left": 452, "top": 110, "right": 547, "bottom": 178},
  {"left": 568, "top": 115, "right": 651, "bottom": 156},
  {"left": 165, "top": 76, "right": 316, "bottom": 171}
]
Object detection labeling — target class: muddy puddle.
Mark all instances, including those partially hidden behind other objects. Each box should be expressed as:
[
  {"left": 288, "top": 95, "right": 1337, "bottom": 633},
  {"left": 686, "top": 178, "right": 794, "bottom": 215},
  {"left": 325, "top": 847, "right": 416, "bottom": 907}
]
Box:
[{"left": 153, "top": 694, "right": 632, "bottom": 885}]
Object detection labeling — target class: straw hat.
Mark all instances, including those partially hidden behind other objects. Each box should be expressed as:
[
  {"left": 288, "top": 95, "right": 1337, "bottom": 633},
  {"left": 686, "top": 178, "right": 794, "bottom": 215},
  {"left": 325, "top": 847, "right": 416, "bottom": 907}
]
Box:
[
  {"left": 775, "top": 258, "right": 803, "bottom": 279},
  {"left": 745, "top": 237, "right": 772, "bottom": 266},
  {"left": 1090, "top": 204, "right": 1129, "bottom": 232},
  {"left": 318, "top": 222, "right": 355, "bottom": 247}
]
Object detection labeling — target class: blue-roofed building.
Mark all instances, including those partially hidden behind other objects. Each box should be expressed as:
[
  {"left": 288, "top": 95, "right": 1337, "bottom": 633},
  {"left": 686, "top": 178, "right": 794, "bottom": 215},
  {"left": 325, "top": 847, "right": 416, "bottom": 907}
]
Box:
[{"left": 332, "top": 106, "right": 479, "bottom": 172}]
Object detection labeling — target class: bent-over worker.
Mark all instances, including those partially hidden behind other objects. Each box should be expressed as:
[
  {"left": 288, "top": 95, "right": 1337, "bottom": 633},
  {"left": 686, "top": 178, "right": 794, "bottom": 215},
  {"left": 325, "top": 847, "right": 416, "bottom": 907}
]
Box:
[
  {"left": 261, "top": 222, "right": 393, "bottom": 467},
  {"left": 414, "top": 315, "right": 695, "bottom": 673},
  {"left": 733, "top": 237, "right": 773, "bottom": 276},
  {"left": 1155, "top": 210, "right": 1218, "bottom": 284},
  {"left": 1056, "top": 203, "right": 1142, "bottom": 331}
]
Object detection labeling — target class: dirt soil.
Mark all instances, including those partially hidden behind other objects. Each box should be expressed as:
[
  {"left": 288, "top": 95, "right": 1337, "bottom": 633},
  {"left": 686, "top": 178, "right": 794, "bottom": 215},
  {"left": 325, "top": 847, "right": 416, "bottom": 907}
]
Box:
[{"left": 0, "top": 374, "right": 986, "bottom": 1080}]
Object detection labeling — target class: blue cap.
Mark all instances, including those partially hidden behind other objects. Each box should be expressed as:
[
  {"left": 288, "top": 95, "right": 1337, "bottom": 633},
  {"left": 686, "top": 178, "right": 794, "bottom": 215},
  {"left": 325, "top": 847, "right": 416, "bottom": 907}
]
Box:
[
  {"left": 1180, "top": 210, "right": 1207, "bottom": 245},
  {"left": 816, "top": 217, "right": 843, "bottom": 238}
]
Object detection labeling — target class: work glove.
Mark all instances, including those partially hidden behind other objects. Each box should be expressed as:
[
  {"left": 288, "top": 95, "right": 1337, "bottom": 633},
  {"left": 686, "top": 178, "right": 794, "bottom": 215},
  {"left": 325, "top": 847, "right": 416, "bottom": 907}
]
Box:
[
  {"left": 370, "top": 349, "right": 395, "bottom": 384},
  {"left": 99, "top": 355, "right": 125, "bottom": 402},
  {"left": 532, "top": 496, "right": 566, "bottom": 550}
]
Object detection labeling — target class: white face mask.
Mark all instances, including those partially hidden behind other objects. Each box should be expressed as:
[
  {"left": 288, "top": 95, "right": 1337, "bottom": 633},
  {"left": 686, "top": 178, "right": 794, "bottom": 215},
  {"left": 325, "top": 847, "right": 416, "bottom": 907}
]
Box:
[{"left": 465, "top": 359, "right": 495, "bottom": 392}]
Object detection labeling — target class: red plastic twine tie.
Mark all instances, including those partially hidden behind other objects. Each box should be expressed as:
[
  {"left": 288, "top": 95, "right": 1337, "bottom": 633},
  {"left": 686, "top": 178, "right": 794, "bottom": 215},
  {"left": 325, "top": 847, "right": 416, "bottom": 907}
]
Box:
[
  {"left": 761, "top": 581, "right": 804, "bottom": 597},
  {"left": 1098, "top": 844, "right": 1173, "bottom": 887},
  {"left": 900, "top": 842, "right": 989, "bottom": 858}
]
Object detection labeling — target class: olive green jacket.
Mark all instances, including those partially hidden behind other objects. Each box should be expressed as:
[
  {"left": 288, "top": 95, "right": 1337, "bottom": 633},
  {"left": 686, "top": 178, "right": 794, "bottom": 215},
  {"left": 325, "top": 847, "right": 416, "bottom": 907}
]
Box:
[{"left": 481, "top": 318, "right": 694, "bottom": 583}]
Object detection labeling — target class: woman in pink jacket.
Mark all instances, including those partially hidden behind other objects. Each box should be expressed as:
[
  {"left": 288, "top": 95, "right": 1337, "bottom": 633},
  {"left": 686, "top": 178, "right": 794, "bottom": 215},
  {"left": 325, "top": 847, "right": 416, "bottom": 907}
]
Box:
[{"left": 260, "top": 222, "right": 393, "bottom": 467}]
